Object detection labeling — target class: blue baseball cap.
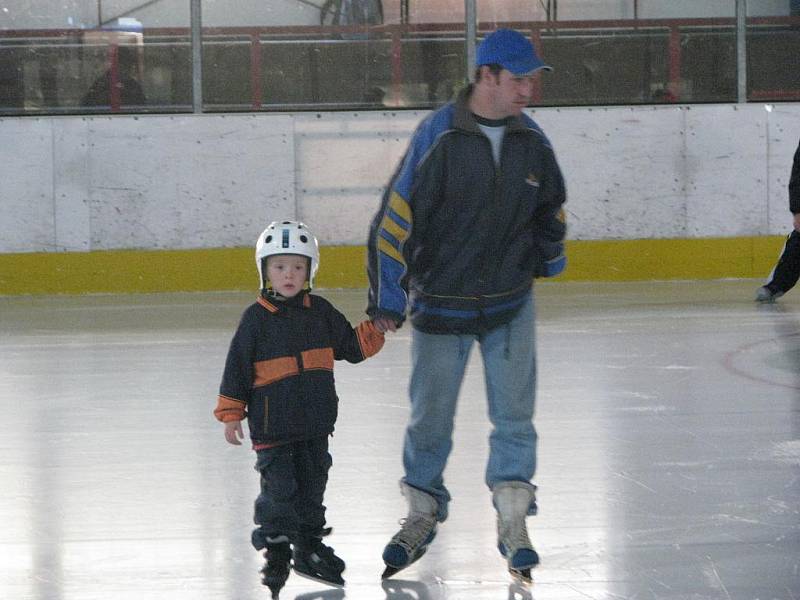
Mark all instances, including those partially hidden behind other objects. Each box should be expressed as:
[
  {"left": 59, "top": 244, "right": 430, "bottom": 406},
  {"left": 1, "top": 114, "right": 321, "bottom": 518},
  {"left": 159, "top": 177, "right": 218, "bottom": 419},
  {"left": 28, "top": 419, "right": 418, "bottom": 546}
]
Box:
[{"left": 476, "top": 28, "right": 551, "bottom": 75}]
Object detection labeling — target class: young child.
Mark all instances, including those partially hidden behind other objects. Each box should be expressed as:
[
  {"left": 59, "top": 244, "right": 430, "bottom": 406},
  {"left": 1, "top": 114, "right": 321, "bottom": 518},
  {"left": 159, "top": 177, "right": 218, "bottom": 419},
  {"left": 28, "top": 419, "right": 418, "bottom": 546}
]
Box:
[{"left": 214, "top": 220, "right": 384, "bottom": 598}]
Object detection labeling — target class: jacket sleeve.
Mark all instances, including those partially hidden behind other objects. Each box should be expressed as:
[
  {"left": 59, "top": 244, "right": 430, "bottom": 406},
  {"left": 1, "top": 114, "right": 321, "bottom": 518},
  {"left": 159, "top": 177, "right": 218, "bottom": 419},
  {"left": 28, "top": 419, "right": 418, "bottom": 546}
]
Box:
[
  {"left": 328, "top": 305, "right": 384, "bottom": 363},
  {"left": 530, "top": 139, "right": 567, "bottom": 278},
  {"left": 213, "top": 314, "right": 255, "bottom": 423},
  {"left": 367, "top": 113, "right": 444, "bottom": 324},
  {"left": 790, "top": 139, "right": 800, "bottom": 215}
]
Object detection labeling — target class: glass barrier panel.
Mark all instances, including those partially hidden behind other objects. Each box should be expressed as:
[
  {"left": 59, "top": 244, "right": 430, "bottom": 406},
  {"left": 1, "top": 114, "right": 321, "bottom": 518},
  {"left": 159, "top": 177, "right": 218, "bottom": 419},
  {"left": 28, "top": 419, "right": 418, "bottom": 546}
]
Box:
[
  {"left": 1, "top": 1, "right": 799, "bottom": 113},
  {"left": 747, "top": 1, "right": 800, "bottom": 103},
  {"left": 0, "top": 3, "right": 191, "bottom": 115}
]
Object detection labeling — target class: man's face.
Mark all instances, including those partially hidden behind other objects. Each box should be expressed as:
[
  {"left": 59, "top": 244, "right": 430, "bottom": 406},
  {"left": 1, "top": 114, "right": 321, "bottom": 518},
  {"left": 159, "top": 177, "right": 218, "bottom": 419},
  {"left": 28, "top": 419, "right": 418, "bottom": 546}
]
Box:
[
  {"left": 266, "top": 254, "right": 308, "bottom": 297},
  {"left": 489, "top": 68, "right": 537, "bottom": 117}
]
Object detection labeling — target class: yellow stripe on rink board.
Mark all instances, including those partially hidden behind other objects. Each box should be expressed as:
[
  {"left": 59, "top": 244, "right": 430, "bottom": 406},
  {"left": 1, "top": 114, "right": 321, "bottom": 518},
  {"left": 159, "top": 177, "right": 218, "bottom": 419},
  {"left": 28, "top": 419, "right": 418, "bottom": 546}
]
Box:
[
  {"left": 0, "top": 236, "right": 787, "bottom": 295},
  {"left": 564, "top": 236, "right": 785, "bottom": 281}
]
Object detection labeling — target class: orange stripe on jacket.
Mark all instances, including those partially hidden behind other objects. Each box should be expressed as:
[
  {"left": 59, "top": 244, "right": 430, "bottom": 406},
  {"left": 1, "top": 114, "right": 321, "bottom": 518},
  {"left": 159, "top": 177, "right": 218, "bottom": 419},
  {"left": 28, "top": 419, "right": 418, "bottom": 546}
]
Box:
[
  {"left": 214, "top": 394, "right": 246, "bottom": 422},
  {"left": 356, "top": 320, "right": 385, "bottom": 358},
  {"left": 252, "top": 347, "right": 332, "bottom": 386},
  {"left": 253, "top": 356, "right": 299, "bottom": 387},
  {"left": 257, "top": 297, "right": 279, "bottom": 313},
  {"left": 302, "top": 347, "right": 334, "bottom": 371}
]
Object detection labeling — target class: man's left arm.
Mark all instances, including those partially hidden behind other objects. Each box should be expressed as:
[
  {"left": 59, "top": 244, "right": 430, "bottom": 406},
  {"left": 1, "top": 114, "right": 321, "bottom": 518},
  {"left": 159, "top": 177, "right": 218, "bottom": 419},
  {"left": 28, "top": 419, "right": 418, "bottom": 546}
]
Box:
[{"left": 531, "top": 144, "right": 567, "bottom": 278}]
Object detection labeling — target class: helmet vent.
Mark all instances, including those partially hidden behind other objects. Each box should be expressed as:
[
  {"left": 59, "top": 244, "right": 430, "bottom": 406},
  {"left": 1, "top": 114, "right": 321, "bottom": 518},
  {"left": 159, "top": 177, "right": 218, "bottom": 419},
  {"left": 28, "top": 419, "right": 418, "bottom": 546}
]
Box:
[
  {"left": 300, "top": 235, "right": 308, "bottom": 243},
  {"left": 265, "top": 235, "right": 272, "bottom": 243}
]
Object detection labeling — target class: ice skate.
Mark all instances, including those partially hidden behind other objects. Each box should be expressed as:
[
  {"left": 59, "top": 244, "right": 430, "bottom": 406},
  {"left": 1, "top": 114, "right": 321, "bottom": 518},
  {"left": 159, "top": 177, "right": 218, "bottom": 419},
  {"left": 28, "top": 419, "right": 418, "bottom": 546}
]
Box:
[
  {"left": 260, "top": 539, "right": 293, "bottom": 599},
  {"left": 292, "top": 538, "right": 346, "bottom": 588},
  {"left": 755, "top": 286, "right": 783, "bottom": 303},
  {"left": 381, "top": 482, "right": 438, "bottom": 579},
  {"left": 493, "top": 481, "right": 540, "bottom": 583}
]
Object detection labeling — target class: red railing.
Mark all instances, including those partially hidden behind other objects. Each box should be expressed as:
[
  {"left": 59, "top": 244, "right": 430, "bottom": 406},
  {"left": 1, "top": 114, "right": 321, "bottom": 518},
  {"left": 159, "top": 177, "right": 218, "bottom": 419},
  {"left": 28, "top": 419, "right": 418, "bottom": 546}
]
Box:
[{"left": 2, "top": 16, "right": 799, "bottom": 111}]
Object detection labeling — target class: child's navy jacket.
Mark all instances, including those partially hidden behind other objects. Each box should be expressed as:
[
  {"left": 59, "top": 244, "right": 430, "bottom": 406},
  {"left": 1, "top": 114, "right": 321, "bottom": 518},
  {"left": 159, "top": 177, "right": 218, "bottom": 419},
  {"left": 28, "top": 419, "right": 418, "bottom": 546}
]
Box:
[{"left": 214, "top": 291, "right": 384, "bottom": 447}]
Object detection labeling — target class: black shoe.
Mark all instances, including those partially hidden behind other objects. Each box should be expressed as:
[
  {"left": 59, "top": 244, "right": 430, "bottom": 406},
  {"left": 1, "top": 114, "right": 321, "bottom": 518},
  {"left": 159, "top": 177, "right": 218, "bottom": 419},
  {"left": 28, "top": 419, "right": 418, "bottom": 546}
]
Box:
[
  {"left": 756, "top": 286, "right": 784, "bottom": 303},
  {"left": 260, "top": 541, "right": 292, "bottom": 599},
  {"left": 293, "top": 540, "right": 345, "bottom": 587}
]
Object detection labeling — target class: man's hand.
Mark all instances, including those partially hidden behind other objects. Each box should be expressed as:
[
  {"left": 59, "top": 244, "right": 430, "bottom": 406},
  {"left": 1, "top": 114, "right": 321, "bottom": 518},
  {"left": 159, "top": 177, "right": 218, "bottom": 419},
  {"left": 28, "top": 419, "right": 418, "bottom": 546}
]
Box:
[
  {"left": 224, "top": 420, "right": 244, "bottom": 445},
  {"left": 373, "top": 317, "right": 398, "bottom": 333},
  {"left": 793, "top": 212, "right": 800, "bottom": 232}
]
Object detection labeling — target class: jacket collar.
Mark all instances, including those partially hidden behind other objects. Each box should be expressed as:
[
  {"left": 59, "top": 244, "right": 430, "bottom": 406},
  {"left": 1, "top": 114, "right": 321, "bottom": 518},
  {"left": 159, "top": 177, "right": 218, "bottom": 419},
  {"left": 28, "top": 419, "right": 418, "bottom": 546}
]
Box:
[
  {"left": 257, "top": 290, "right": 311, "bottom": 313},
  {"left": 452, "top": 84, "right": 529, "bottom": 135}
]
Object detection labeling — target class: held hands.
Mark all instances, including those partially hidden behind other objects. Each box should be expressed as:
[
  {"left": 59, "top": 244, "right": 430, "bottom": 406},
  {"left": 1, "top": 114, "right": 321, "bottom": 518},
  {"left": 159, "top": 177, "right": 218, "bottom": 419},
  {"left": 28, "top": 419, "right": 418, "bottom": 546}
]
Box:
[
  {"left": 224, "top": 420, "right": 244, "bottom": 445},
  {"left": 373, "top": 317, "right": 398, "bottom": 333}
]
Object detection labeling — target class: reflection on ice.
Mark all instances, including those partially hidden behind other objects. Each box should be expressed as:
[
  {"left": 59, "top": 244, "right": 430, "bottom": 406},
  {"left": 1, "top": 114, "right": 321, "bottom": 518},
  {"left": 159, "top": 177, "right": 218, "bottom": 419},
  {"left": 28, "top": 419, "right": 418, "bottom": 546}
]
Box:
[{"left": 0, "top": 280, "right": 798, "bottom": 600}]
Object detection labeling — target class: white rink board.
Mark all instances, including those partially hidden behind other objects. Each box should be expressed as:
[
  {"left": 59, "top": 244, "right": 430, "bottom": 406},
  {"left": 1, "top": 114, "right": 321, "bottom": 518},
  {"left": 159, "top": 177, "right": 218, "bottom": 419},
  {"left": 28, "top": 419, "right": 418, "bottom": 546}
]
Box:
[
  {"left": 532, "top": 106, "right": 688, "bottom": 239},
  {"left": 294, "top": 110, "right": 422, "bottom": 243},
  {"left": 0, "top": 114, "right": 295, "bottom": 253},
  {"left": 0, "top": 118, "right": 56, "bottom": 252},
  {"left": 1, "top": 104, "right": 799, "bottom": 254},
  {"left": 767, "top": 105, "right": 800, "bottom": 232}
]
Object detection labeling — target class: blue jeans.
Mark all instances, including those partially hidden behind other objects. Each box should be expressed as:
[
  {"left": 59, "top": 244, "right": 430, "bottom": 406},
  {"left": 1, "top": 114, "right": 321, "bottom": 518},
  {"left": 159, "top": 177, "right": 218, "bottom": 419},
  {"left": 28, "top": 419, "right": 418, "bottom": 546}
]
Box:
[{"left": 402, "top": 292, "right": 538, "bottom": 522}]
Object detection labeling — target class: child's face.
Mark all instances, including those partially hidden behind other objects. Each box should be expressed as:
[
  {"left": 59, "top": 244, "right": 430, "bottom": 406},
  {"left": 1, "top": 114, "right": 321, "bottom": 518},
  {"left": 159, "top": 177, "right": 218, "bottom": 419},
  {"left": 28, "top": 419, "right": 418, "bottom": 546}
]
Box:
[{"left": 267, "top": 254, "right": 309, "bottom": 297}]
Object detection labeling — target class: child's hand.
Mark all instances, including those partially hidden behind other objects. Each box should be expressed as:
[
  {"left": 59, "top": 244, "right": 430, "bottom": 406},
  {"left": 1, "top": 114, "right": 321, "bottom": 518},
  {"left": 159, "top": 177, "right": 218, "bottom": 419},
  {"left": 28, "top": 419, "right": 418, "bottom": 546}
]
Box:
[
  {"left": 373, "top": 317, "right": 398, "bottom": 333},
  {"left": 224, "top": 420, "right": 244, "bottom": 445}
]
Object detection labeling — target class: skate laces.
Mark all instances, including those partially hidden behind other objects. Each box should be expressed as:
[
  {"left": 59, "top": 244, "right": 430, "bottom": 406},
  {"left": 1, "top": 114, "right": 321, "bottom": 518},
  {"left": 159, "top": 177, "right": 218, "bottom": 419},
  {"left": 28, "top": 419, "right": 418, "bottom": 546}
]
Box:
[
  {"left": 391, "top": 515, "right": 436, "bottom": 552},
  {"left": 501, "top": 519, "right": 533, "bottom": 554}
]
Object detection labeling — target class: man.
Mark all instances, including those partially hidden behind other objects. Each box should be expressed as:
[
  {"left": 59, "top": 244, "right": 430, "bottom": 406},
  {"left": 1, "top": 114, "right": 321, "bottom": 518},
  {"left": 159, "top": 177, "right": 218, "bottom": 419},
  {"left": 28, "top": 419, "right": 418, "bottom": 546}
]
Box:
[
  {"left": 367, "top": 29, "right": 567, "bottom": 582},
  {"left": 756, "top": 138, "right": 800, "bottom": 302},
  {"left": 81, "top": 46, "right": 146, "bottom": 109}
]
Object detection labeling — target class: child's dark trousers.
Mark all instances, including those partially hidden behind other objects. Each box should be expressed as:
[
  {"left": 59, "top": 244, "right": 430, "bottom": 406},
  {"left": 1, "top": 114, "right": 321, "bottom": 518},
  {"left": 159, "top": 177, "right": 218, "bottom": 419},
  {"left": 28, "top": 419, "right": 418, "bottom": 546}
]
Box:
[{"left": 251, "top": 435, "right": 332, "bottom": 550}]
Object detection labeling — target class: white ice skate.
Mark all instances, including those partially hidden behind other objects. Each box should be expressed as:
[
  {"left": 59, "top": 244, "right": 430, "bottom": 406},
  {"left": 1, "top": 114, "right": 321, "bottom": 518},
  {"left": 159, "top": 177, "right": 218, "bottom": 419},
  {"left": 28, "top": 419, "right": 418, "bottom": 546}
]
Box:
[
  {"left": 493, "top": 481, "right": 540, "bottom": 583},
  {"left": 381, "top": 482, "right": 438, "bottom": 579}
]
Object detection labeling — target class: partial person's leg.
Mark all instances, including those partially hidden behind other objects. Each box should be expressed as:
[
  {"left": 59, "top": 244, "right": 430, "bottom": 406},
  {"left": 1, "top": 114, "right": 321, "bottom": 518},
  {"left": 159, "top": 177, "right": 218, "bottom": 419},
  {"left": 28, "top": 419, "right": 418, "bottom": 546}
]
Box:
[
  {"left": 480, "top": 292, "right": 537, "bottom": 492},
  {"left": 292, "top": 436, "right": 345, "bottom": 587},
  {"left": 404, "top": 329, "right": 473, "bottom": 518},
  {"left": 252, "top": 446, "right": 297, "bottom": 595},
  {"left": 294, "top": 436, "right": 331, "bottom": 541},
  {"left": 382, "top": 330, "right": 472, "bottom": 578},
  {"left": 758, "top": 230, "right": 800, "bottom": 301},
  {"left": 480, "top": 293, "right": 540, "bottom": 578},
  {"left": 252, "top": 446, "right": 299, "bottom": 550}
]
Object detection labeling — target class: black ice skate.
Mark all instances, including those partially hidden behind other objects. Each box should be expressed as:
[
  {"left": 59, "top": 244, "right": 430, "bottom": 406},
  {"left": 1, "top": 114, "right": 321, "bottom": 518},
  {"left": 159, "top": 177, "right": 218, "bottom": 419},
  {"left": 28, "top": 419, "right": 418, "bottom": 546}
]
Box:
[
  {"left": 381, "top": 482, "right": 438, "bottom": 579},
  {"left": 292, "top": 539, "right": 346, "bottom": 588},
  {"left": 260, "top": 541, "right": 293, "bottom": 599}
]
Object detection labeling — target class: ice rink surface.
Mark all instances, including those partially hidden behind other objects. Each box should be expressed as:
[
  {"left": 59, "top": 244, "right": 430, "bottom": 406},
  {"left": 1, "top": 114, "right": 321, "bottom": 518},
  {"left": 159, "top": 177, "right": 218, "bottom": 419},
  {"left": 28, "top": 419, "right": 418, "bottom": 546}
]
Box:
[{"left": 1, "top": 280, "right": 798, "bottom": 600}]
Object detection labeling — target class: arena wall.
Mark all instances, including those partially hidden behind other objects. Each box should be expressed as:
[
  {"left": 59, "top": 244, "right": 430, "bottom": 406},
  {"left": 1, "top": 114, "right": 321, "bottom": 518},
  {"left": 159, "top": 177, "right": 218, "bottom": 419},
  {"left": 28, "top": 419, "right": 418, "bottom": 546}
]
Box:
[{"left": 1, "top": 102, "right": 799, "bottom": 294}]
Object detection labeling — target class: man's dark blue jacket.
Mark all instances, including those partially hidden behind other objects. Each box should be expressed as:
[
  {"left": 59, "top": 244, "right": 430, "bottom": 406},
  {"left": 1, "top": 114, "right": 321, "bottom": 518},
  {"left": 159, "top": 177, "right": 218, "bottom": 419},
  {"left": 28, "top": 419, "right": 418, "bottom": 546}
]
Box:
[{"left": 367, "top": 85, "right": 567, "bottom": 334}]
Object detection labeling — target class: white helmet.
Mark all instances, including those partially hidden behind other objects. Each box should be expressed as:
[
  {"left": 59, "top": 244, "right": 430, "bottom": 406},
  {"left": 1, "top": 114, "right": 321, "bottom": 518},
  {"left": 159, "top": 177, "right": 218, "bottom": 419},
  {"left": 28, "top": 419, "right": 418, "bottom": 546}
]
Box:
[{"left": 255, "top": 221, "right": 320, "bottom": 290}]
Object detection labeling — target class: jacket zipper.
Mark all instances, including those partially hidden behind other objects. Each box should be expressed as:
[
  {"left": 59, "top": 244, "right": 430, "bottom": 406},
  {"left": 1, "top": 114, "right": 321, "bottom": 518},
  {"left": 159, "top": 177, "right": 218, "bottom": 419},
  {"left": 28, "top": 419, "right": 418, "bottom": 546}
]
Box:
[{"left": 477, "top": 133, "right": 502, "bottom": 288}]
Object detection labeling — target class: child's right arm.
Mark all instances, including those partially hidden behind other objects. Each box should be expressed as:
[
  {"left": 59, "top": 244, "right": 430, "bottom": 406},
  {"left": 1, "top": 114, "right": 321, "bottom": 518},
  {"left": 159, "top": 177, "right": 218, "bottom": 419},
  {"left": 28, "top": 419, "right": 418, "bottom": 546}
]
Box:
[
  {"left": 224, "top": 420, "right": 244, "bottom": 445},
  {"left": 214, "top": 312, "right": 256, "bottom": 445}
]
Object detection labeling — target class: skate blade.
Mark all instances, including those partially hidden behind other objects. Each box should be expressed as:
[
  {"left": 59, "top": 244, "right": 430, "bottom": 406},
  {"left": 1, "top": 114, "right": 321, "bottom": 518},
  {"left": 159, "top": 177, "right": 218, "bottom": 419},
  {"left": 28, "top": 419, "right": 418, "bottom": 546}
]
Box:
[
  {"left": 509, "top": 567, "right": 532, "bottom": 584},
  {"left": 381, "top": 565, "right": 402, "bottom": 580},
  {"left": 292, "top": 568, "right": 345, "bottom": 588},
  {"left": 382, "top": 541, "right": 431, "bottom": 580}
]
